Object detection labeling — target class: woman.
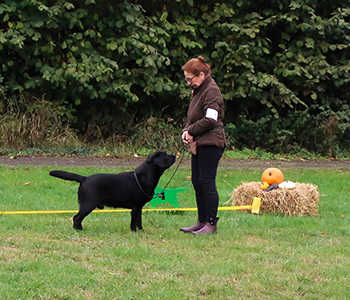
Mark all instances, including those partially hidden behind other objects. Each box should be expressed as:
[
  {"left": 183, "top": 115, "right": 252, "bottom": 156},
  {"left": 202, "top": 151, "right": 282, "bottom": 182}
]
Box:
[{"left": 180, "top": 56, "right": 226, "bottom": 235}]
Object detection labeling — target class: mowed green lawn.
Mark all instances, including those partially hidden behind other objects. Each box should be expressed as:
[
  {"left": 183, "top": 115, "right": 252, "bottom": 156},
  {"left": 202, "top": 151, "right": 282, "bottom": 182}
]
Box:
[{"left": 0, "top": 163, "right": 350, "bottom": 300}]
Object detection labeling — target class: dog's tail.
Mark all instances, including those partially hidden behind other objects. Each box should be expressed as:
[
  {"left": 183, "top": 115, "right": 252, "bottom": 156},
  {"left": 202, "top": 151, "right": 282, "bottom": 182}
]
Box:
[{"left": 49, "top": 170, "right": 86, "bottom": 183}]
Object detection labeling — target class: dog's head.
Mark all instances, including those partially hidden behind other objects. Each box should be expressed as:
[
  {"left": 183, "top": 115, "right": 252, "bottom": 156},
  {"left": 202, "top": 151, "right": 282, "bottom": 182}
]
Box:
[{"left": 147, "top": 151, "right": 176, "bottom": 170}]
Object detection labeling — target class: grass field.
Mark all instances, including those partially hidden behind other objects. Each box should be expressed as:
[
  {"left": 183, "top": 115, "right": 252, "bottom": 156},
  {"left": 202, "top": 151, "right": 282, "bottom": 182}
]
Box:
[{"left": 0, "top": 163, "right": 350, "bottom": 300}]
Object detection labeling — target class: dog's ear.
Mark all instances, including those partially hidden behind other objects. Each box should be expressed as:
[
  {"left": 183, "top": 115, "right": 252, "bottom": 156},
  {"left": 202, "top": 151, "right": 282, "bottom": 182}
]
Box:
[
  {"left": 148, "top": 151, "right": 168, "bottom": 168},
  {"left": 146, "top": 151, "right": 159, "bottom": 163}
]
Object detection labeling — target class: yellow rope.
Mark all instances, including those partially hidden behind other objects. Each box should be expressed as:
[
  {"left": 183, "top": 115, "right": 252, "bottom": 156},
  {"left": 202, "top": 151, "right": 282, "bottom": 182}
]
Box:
[{"left": 0, "top": 205, "right": 253, "bottom": 215}]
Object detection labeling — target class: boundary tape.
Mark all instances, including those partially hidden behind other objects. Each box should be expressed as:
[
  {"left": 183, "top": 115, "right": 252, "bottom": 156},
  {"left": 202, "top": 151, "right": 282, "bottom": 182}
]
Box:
[{"left": 0, "top": 206, "right": 253, "bottom": 215}]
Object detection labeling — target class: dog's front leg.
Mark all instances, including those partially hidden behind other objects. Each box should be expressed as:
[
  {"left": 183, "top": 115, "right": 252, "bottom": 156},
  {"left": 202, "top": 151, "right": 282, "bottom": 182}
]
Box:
[{"left": 130, "top": 207, "right": 143, "bottom": 231}]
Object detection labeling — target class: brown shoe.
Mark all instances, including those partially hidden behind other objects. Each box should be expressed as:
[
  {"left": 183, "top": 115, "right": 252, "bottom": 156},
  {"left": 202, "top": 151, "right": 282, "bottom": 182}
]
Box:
[
  {"left": 180, "top": 220, "right": 205, "bottom": 233},
  {"left": 192, "top": 222, "right": 217, "bottom": 235}
]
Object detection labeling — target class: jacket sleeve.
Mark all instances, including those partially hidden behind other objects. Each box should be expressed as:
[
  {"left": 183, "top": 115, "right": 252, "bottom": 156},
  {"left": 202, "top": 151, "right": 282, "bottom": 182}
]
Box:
[{"left": 186, "top": 88, "right": 223, "bottom": 137}]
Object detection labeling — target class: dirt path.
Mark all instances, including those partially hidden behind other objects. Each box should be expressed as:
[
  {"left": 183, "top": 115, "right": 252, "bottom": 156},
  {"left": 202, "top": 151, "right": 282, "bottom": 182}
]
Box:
[{"left": 1, "top": 155, "right": 350, "bottom": 169}]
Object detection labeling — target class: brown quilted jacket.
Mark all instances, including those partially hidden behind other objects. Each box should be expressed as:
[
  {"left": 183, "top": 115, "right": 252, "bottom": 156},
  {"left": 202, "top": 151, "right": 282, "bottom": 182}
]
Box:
[{"left": 184, "top": 75, "right": 226, "bottom": 149}]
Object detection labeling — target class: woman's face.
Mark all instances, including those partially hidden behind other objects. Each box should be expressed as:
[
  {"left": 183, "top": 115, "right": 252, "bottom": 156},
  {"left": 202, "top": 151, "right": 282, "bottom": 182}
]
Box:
[{"left": 184, "top": 71, "right": 205, "bottom": 89}]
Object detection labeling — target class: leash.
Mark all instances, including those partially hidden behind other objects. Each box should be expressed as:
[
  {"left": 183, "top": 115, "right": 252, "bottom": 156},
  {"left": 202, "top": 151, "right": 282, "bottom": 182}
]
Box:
[
  {"left": 133, "top": 171, "right": 154, "bottom": 199},
  {"left": 155, "top": 148, "right": 186, "bottom": 199},
  {"left": 134, "top": 148, "right": 187, "bottom": 200}
]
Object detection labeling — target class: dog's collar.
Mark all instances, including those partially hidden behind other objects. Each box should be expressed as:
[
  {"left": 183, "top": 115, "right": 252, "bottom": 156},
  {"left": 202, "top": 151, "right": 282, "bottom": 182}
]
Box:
[{"left": 133, "top": 171, "right": 153, "bottom": 199}]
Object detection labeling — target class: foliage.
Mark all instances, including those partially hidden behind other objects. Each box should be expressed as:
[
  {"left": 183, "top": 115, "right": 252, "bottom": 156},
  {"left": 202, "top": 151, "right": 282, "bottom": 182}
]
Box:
[
  {"left": 130, "top": 116, "right": 184, "bottom": 153},
  {"left": 226, "top": 105, "right": 350, "bottom": 157},
  {"left": 0, "top": 94, "right": 80, "bottom": 149},
  {"left": 0, "top": 0, "right": 349, "bottom": 156}
]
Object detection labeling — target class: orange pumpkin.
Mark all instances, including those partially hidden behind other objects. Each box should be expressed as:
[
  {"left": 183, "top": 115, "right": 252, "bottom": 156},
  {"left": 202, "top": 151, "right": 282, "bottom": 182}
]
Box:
[{"left": 261, "top": 168, "right": 284, "bottom": 185}]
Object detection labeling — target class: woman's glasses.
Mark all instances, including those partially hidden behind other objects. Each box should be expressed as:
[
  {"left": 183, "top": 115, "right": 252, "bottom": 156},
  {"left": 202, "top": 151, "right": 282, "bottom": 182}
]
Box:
[{"left": 185, "top": 75, "right": 197, "bottom": 83}]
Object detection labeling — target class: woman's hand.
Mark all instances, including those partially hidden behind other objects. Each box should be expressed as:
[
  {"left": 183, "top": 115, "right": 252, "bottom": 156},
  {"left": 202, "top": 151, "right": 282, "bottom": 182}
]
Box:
[{"left": 181, "top": 130, "right": 194, "bottom": 144}]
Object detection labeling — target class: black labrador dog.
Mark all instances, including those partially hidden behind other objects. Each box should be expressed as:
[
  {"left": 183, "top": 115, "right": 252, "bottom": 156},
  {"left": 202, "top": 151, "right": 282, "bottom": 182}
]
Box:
[{"left": 49, "top": 151, "right": 176, "bottom": 231}]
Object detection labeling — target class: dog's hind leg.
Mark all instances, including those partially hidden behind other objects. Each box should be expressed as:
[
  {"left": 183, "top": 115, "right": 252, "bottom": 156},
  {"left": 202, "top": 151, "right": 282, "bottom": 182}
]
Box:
[
  {"left": 73, "top": 203, "right": 96, "bottom": 230},
  {"left": 130, "top": 206, "right": 143, "bottom": 231}
]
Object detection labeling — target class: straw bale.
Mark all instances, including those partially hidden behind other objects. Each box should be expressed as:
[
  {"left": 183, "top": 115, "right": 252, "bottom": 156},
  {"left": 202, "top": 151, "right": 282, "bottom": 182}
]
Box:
[{"left": 227, "top": 181, "right": 319, "bottom": 216}]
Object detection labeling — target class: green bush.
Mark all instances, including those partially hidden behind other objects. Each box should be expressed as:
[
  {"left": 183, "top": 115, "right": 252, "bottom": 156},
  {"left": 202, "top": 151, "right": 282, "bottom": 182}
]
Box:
[
  {"left": 0, "top": 0, "right": 349, "bottom": 156},
  {"left": 226, "top": 105, "right": 349, "bottom": 157}
]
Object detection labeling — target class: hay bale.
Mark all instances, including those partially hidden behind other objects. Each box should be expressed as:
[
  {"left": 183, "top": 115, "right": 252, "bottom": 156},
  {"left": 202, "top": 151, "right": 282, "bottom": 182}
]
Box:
[{"left": 227, "top": 181, "right": 319, "bottom": 216}]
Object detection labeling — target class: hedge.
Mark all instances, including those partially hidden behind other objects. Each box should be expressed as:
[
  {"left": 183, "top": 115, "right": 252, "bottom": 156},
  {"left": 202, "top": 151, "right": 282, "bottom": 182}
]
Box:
[{"left": 0, "top": 0, "right": 349, "bottom": 156}]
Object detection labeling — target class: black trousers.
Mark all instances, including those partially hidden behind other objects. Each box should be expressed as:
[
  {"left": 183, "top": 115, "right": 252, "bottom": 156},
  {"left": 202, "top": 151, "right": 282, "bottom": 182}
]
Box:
[{"left": 191, "top": 145, "right": 224, "bottom": 223}]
